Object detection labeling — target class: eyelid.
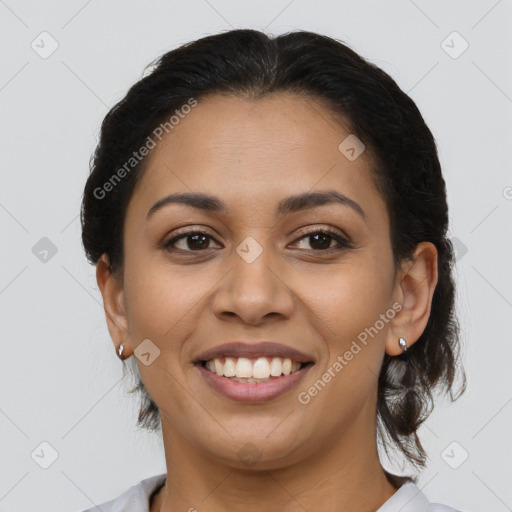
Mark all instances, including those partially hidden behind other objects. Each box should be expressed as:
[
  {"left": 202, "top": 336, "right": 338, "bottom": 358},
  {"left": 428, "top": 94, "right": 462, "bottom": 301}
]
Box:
[
  {"left": 164, "top": 225, "right": 219, "bottom": 241},
  {"left": 293, "top": 225, "right": 351, "bottom": 241}
]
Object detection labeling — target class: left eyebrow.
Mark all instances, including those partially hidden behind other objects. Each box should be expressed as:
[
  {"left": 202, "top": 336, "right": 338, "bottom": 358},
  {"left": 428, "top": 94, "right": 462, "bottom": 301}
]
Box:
[
  {"left": 276, "top": 190, "right": 367, "bottom": 222},
  {"left": 146, "top": 190, "right": 367, "bottom": 222}
]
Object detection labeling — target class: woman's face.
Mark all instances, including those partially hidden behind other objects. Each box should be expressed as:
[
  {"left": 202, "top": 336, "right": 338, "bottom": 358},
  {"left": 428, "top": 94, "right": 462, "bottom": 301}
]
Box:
[{"left": 105, "top": 92, "right": 418, "bottom": 468}]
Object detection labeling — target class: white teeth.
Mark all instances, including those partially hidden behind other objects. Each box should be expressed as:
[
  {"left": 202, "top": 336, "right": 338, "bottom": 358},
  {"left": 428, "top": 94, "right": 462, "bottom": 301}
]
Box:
[
  {"left": 235, "top": 358, "right": 253, "bottom": 378},
  {"left": 223, "top": 357, "right": 236, "bottom": 377},
  {"left": 214, "top": 358, "right": 223, "bottom": 375},
  {"left": 252, "top": 358, "right": 270, "bottom": 379},
  {"left": 282, "top": 358, "right": 292, "bottom": 376},
  {"left": 204, "top": 356, "right": 303, "bottom": 379},
  {"left": 270, "top": 358, "right": 283, "bottom": 376}
]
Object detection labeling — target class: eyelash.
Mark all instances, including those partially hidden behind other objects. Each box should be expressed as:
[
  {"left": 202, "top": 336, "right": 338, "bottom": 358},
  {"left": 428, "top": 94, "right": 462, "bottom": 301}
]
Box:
[{"left": 163, "top": 228, "right": 353, "bottom": 254}]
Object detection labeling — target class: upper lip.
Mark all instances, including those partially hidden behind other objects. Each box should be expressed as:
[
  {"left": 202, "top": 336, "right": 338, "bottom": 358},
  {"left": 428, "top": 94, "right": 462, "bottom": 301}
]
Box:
[{"left": 194, "top": 341, "right": 315, "bottom": 364}]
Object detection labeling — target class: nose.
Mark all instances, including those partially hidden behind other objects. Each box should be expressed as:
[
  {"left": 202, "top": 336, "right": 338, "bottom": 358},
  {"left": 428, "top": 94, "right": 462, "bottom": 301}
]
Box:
[{"left": 212, "top": 239, "right": 295, "bottom": 326}]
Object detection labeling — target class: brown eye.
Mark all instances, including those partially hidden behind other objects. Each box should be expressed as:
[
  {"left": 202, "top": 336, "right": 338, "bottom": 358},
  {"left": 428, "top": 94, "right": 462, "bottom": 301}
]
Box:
[
  {"left": 164, "top": 231, "right": 221, "bottom": 252},
  {"left": 306, "top": 232, "right": 333, "bottom": 250},
  {"left": 292, "top": 229, "right": 352, "bottom": 252}
]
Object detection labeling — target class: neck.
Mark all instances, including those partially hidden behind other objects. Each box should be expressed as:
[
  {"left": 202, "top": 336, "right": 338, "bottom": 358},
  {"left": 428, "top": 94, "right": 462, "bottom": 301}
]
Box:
[{"left": 152, "top": 404, "right": 399, "bottom": 511}]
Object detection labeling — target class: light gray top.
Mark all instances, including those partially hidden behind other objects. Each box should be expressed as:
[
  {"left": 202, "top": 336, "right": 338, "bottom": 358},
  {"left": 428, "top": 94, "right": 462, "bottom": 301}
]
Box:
[{"left": 80, "top": 473, "right": 462, "bottom": 512}]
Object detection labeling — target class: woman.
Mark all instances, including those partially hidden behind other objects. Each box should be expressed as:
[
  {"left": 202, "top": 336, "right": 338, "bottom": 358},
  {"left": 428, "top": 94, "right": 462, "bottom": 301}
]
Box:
[{"left": 80, "top": 28, "right": 466, "bottom": 511}]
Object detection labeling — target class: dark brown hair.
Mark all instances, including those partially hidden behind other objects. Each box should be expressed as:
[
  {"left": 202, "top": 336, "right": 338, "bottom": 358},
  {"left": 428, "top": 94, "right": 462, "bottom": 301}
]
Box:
[{"left": 81, "top": 28, "right": 466, "bottom": 469}]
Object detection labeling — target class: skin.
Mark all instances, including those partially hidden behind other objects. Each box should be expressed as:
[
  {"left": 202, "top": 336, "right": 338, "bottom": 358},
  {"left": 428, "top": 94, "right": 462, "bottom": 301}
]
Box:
[{"left": 96, "top": 92, "right": 438, "bottom": 512}]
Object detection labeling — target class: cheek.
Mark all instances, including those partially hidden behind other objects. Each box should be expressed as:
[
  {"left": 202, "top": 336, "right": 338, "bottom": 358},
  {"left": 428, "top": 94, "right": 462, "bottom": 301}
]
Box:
[
  {"left": 309, "top": 261, "right": 390, "bottom": 338},
  {"left": 294, "top": 269, "right": 390, "bottom": 430},
  {"left": 122, "top": 256, "right": 220, "bottom": 359},
  {"left": 122, "top": 262, "right": 201, "bottom": 407},
  {"left": 306, "top": 260, "right": 391, "bottom": 385},
  {"left": 124, "top": 267, "right": 177, "bottom": 338}
]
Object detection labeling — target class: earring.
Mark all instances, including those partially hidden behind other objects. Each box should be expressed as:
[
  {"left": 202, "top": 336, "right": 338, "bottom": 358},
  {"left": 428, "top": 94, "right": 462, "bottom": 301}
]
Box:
[
  {"left": 398, "top": 337, "right": 407, "bottom": 353},
  {"left": 117, "top": 343, "right": 126, "bottom": 360}
]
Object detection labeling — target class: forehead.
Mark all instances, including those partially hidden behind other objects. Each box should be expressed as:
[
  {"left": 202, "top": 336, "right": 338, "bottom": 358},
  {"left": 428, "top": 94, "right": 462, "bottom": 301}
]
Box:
[{"left": 127, "top": 92, "right": 387, "bottom": 227}]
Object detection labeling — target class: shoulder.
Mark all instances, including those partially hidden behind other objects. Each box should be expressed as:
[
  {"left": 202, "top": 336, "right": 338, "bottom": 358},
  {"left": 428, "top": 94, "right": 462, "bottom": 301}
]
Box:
[
  {"left": 79, "top": 473, "right": 167, "bottom": 512},
  {"left": 80, "top": 474, "right": 462, "bottom": 512},
  {"left": 377, "top": 482, "right": 463, "bottom": 512}
]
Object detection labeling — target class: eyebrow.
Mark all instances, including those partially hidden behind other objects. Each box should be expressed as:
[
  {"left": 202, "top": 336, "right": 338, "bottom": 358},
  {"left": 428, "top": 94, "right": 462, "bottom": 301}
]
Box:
[{"left": 146, "top": 190, "right": 367, "bottom": 222}]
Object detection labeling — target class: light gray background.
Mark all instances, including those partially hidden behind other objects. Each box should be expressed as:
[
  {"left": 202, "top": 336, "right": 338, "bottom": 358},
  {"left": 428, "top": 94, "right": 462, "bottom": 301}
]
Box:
[{"left": 1, "top": 1, "right": 511, "bottom": 511}]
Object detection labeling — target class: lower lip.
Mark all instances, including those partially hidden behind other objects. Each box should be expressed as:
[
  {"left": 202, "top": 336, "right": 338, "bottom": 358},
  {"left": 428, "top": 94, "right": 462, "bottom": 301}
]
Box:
[{"left": 196, "top": 364, "right": 314, "bottom": 403}]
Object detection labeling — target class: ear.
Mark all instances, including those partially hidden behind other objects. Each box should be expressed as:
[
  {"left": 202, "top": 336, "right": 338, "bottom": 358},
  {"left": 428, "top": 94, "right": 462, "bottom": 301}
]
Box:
[
  {"left": 385, "top": 242, "right": 439, "bottom": 356},
  {"left": 96, "top": 254, "right": 133, "bottom": 358}
]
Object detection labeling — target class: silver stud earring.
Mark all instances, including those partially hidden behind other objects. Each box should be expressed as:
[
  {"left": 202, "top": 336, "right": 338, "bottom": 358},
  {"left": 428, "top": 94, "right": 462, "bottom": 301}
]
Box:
[{"left": 398, "top": 337, "right": 407, "bottom": 352}]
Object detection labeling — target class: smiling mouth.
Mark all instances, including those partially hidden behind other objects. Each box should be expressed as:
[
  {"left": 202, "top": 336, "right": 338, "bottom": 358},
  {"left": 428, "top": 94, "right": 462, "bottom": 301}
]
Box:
[{"left": 199, "top": 356, "right": 314, "bottom": 383}]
